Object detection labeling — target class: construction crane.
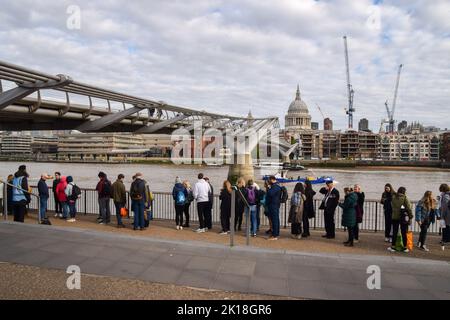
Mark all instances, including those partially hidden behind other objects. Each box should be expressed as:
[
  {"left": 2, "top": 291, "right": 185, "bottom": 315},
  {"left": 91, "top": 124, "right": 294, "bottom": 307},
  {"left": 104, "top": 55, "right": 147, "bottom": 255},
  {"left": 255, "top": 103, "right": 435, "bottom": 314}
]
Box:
[
  {"left": 316, "top": 103, "right": 325, "bottom": 120},
  {"left": 383, "top": 64, "right": 403, "bottom": 134},
  {"left": 343, "top": 35, "right": 355, "bottom": 130}
]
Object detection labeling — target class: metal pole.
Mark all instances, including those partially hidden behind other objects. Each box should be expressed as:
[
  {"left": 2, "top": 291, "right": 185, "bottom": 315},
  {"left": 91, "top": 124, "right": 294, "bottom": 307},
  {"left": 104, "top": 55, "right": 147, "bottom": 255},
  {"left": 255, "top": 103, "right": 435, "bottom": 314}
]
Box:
[
  {"left": 84, "top": 189, "right": 87, "bottom": 215},
  {"left": 230, "top": 189, "right": 235, "bottom": 247},
  {"left": 246, "top": 206, "right": 250, "bottom": 246},
  {"left": 374, "top": 202, "right": 378, "bottom": 233},
  {"left": 2, "top": 180, "right": 7, "bottom": 219}
]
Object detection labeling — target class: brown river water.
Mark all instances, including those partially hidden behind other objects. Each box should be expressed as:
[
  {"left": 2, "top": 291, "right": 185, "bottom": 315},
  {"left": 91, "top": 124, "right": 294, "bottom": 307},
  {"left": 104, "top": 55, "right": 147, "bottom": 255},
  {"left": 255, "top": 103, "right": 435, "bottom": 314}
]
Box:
[{"left": 1, "top": 161, "right": 449, "bottom": 201}]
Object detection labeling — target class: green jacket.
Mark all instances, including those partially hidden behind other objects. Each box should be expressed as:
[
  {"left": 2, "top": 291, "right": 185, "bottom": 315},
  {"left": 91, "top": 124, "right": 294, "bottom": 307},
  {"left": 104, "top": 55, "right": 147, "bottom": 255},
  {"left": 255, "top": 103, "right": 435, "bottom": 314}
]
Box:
[
  {"left": 339, "top": 192, "right": 357, "bottom": 228},
  {"left": 111, "top": 180, "right": 126, "bottom": 204},
  {"left": 391, "top": 193, "right": 412, "bottom": 221}
]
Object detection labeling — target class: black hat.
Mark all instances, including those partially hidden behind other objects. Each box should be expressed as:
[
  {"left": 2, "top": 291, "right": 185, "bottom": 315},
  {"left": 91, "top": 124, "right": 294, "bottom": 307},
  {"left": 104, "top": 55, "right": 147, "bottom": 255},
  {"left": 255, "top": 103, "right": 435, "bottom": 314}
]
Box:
[{"left": 19, "top": 165, "right": 26, "bottom": 171}]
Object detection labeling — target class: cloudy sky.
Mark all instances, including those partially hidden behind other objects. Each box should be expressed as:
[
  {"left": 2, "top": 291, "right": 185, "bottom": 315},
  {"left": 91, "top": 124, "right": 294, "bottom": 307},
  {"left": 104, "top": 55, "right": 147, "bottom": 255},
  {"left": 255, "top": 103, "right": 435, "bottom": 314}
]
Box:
[{"left": 1, "top": 0, "right": 449, "bottom": 130}]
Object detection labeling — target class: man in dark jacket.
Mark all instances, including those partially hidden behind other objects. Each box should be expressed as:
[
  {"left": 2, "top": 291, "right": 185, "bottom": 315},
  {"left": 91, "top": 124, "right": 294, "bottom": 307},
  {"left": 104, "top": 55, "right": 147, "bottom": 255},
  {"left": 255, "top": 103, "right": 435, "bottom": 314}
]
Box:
[
  {"left": 12, "top": 165, "right": 30, "bottom": 223},
  {"left": 319, "top": 181, "right": 340, "bottom": 239},
  {"left": 52, "top": 172, "right": 62, "bottom": 217},
  {"left": 130, "top": 172, "right": 146, "bottom": 230},
  {"left": 111, "top": 174, "right": 126, "bottom": 228},
  {"left": 266, "top": 175, "right": 282, "bottom": 240},
  {"left": 38, "top": 173, "right": 50, "bottom": 222},
  {"left": 96, "top": 171, "right": 112, "bottom": 224}
]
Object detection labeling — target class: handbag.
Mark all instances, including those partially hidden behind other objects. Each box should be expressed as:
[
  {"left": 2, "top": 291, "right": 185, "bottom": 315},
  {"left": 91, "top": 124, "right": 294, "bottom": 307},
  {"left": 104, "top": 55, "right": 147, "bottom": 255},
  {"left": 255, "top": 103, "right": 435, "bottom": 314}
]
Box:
[
  {"left": 400, "top": 208, "right": 410, "bottom": 225},
  {"left": 120, "top": 207, "right": 128, "bottom": 218}
]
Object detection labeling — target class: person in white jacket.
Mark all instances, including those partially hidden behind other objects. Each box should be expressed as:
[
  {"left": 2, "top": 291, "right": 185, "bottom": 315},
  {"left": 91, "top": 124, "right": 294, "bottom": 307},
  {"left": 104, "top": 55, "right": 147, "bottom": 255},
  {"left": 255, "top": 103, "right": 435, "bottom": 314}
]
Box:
[
  {"left": 193, "top": 173, "right": 211, "bottom": 233},
  {"left": 64, "top": 176, "right": 77, "bottom": 222}
]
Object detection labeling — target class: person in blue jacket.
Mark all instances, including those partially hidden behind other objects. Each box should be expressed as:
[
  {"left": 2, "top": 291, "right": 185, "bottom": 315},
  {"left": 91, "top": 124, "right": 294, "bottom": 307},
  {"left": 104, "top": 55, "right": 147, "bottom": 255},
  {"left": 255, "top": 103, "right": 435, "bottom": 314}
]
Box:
[
  {"left": 265, "top": 175, "right": 282, "bottom": 240},
  {"left": 172, "top": 176, "right": 188, "bottom": 230}
]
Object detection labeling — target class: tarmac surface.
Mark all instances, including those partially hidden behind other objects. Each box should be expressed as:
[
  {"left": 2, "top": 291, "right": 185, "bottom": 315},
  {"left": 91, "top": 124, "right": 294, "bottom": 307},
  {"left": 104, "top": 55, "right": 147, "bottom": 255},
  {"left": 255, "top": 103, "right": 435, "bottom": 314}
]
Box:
[{"left": 1, "top": 221, "right": 449, "bottom": 300}]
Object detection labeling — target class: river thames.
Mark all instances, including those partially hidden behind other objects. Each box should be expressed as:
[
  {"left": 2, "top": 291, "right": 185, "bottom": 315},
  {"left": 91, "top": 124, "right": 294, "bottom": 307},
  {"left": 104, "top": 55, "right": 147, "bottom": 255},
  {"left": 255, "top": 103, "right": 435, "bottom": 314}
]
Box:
[{"left": 1, "top": 161, "right": 449, "bottom": 201}]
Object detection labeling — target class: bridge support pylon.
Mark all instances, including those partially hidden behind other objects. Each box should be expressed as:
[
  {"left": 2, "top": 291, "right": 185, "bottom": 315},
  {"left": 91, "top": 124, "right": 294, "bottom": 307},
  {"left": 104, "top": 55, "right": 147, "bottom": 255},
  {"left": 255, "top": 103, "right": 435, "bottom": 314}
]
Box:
[{"left": 227, "top": 153, "right": 254, "bottom": 185}]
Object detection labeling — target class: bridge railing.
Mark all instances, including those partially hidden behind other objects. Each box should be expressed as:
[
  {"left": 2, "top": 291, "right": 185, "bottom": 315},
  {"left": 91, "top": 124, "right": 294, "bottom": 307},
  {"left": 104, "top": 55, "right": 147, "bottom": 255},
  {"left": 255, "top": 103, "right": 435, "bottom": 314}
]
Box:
[{"left": 28, "top": 186, "right": 442, "bottom": 234}]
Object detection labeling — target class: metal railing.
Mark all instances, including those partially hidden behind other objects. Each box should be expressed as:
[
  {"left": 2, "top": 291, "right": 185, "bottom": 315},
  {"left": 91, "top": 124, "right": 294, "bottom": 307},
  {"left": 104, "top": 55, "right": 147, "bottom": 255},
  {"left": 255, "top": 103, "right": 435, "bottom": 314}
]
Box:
[{"left": 22, "top": 186, "right": 442, "bottom": 235}]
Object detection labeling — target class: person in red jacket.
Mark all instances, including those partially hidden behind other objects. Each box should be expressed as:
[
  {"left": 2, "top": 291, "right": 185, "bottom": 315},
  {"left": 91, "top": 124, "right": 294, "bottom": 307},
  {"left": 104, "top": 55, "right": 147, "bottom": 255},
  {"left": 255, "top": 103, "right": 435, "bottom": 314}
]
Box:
[{"left": 55, "top": 176, "right": 68, "bottom": 219}]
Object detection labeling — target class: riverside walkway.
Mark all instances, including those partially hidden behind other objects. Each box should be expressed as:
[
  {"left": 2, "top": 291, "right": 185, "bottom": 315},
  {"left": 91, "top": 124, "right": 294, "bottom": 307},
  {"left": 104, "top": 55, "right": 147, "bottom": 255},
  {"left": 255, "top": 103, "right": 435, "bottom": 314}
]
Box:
[{"left": 1, "top": 221, "right": 449, "bottom": 300}]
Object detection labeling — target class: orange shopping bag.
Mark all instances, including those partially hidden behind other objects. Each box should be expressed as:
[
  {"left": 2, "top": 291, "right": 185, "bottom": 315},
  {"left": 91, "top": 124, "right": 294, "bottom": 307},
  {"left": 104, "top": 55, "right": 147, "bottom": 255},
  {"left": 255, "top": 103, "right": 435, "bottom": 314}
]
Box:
[
  {"left": 406, "top": 231, "right": 413, "bottom": 251},
  {"left": 120, "top": 207, "right": 128, "bottom": 218}
]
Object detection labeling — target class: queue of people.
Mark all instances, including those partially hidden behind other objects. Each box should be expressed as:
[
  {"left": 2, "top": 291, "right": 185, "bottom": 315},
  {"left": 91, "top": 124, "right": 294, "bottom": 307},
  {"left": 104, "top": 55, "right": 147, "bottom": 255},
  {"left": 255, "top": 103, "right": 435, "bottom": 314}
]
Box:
[{"left": 3, "top": 164, "right": 449, "bottom": 252}]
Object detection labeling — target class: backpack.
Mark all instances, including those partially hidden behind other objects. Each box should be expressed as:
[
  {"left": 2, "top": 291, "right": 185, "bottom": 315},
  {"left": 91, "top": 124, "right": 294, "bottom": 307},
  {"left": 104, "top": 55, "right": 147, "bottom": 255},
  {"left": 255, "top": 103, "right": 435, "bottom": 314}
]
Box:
[
  {"left": 247, "top": 187, "right": 256, "bottom": 205},
  {"left": 130, "top": 181, "right": 143, "bottom": 200},
  {"left": 280, "top": 186, "right": 288, "bottom": 203},
  {"left": 71, "top": 184, "right": 81, "bottom": 201},
  {"left": 103, "top": 180, "right": 112, "bottom": 196},
  {"left": 187, "top": 190, "right": 194, "bottom": 203},
  {"left": 176, "top": 190, "right": 186, "bottom": 205}
]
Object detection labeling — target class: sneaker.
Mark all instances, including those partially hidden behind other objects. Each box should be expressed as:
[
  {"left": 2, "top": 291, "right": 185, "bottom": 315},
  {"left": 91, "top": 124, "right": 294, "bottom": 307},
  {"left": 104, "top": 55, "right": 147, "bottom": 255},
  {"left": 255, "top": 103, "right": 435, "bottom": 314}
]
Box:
[
  {"left": 402, "top": 248, "right": 410, "bottom": 253},
  {"left": 176, "top": 225, "right": 180, "bottom": 230},
  {"left": 98, "top": 220, "right": 104, "bottom": 224},
  {"left": 180, "top": 226, "right": 183, "bottom": 230},
  {"left": 416, "top": 242, "right": 422, "bottom": 248},
  {"left": 252, "top": 234, "right": 257, "bottom": 237},
  {"left": 420, "top": 246, "right": 430, "bottom": 252},
  {"left": 296, "top": 235, "right": 302, "bottom": 240},
  {"left": 97, "top": 216, "right": 102, "bottom": 221},
  {"left": 268, "top": 237, "right": 278, "bottom": 241},
  {"left": 291, "top": 234, "right": 298, "bottom": 239},
  {"left": 384, "top": 237, "right": 390, "bottom": 242},
  {"left": 219, "top": 231, "right": 228, "bottom": 235},
  {"left": 387, "top": 247, "right": 396, "bottom": 252},
  {"left": 354, "top": 239, "right": 359, "bottom": 243},
  {"left": 54, "top": 213, "right": 59, "bottom": 218},
  {"left": 195, "top": 228, "right": 205, "bottom": 233}
]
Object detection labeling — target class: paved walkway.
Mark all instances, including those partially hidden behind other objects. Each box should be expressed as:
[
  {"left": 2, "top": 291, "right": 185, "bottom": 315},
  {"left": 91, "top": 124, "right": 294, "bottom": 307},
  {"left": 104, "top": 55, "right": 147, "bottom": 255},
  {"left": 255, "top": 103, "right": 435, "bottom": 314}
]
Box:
[{"left": 1, "top": 221, "right": 449, "bottom": 300}]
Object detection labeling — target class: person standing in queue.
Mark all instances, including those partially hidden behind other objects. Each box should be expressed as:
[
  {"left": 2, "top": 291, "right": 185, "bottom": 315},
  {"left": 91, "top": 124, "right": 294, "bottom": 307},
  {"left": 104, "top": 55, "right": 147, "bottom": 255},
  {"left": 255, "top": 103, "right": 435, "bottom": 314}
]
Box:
[
  {"left": 339, "top": 187, "right": 357, "bottom": 247},
  {"left": 52, "top": 172, "right": 62, "bottom": 218},
  {"left": 183, "top": 180, "right": 194, "bottom": 228},
  {"left": 303, "top": 180, "right": 316, "bottom": 238},
  {"left": 193, "top": 173, "right": 211, "bottom": 233},
  {"left": 219, "top": 180, "right": 232, "bottom": 235},
  {"left": 319, "top": 180, "right": 340, "bottom": 239},
  {"left": 130, "top": 172, "right": 146, "bottom": 231},
  {"left": 204, "top": 177, "right": 214, "bottom": 231},
  {"left": 381, "top": 183, "right": 395, "bottom": 243},
  {"left": 37, "top": 173, "right": 50, "bottom": 222},
  {"left": 11, "top": 165, "right": 31, "bottom": 223},
  {"left": 112, "top": 174, "right": 127, "bottom": 228},
  {"left": 388, "top": 187, "right": 413, "bottom": 253},
  {"left": 353, "top": 184, "right": 365, "bottom": 243},
  {"left": 266, "top": 175, "right": 282, "bottom": 241},
  {"left": 172, "top": 176, "right": 187, "bottom": 230}
]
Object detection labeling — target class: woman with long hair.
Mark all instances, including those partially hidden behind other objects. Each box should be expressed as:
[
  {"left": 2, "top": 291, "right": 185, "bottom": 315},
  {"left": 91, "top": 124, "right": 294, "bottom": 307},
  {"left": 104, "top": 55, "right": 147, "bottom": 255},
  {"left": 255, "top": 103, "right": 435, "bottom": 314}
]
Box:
[
  {"left": 415, "top": 191, "right": 437, "bottom": 251},
  {"left": 303, "top": 180, "right": 316, "bottom": 238},
  {"left": 219, "top": 180, "right": 232, "bottom": 234},
  {"left": 381, "top": 183, "right": 395, "bottom": 242},
  {"left": 235, "top": 177, "right": 247, "bottom": 231},
  {"left": 289, "top": 182, "right": 305, "bottom": 239},
  {"left": 182, "top": 180, "right": 194, "bottom": 228}
]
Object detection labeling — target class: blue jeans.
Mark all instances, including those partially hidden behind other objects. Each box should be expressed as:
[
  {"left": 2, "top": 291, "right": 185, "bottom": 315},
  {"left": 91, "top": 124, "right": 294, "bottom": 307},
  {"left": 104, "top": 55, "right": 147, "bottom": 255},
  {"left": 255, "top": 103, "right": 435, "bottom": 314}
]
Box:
[
  {"left": 62, "top": 201, "right": 69, "bottom": 219},
  {"left": 132, "top": 200, "right": 145, "bottom": 229},
  {"left": 114, "top": 202, "right": 124, "bottom": 225},
  {"left": 69, "top": 201, "right": 77, "bottom": 218},
  {"left": 245, "top": 205, "right": 257, "bottom": 235},
  {"left": 270, "top": 207, "right": 280, "bottom": 237},
  {"left": 39, "top": 196, "right": 48, "bottom": 221}
]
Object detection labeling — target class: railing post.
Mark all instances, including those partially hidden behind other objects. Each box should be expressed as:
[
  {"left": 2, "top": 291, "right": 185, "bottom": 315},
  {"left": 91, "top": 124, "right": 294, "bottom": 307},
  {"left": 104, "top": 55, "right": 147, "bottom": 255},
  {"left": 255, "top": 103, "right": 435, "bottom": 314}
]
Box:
[
  {"left": 84, "top": 189, "right": 87, "bottom": 215},
  {"left": 284, "top": 203, "right": 287, "bottom": 229},
  {"left": 230, "top": 189, "right": 235, "bottom": 247}
]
